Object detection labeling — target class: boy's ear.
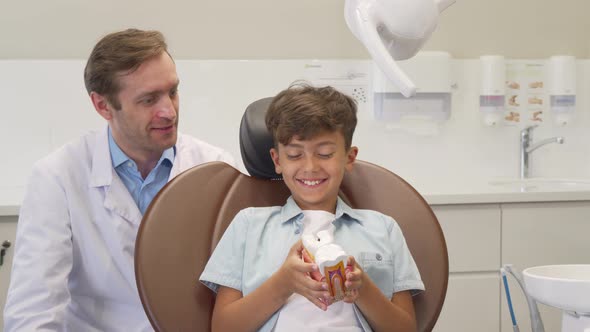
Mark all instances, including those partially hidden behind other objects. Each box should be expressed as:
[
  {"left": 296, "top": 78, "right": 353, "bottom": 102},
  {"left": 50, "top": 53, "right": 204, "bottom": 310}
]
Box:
[
  {"left": 90, "top": 92, "right": 113, "bottom": 121},
  {"left": 269, "top": 148, "right": 283, "bottom": 174},
  {"left": 345, "top": 146, "right": 358, "bottom": 172}
]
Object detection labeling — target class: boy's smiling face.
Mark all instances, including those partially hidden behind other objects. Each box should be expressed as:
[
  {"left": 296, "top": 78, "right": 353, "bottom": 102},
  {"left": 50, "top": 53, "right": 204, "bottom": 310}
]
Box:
[{"left": 270, "top": 130, "right": 358, "bottom": 213}]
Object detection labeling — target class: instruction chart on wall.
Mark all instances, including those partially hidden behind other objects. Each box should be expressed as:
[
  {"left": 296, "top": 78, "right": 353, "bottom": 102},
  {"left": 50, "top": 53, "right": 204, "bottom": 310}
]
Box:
[{"left": 505, "top": 61, "right": 547, "bottom": 127}]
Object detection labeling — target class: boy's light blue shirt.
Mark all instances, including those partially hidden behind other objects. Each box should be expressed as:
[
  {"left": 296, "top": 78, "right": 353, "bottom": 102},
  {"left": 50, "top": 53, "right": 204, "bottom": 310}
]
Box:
[
  {"left": 200, "top": 196, "right": 425, "bottom": 332},
  {"left": 108, "top": 128, "right": 174, "bottom": 214}
]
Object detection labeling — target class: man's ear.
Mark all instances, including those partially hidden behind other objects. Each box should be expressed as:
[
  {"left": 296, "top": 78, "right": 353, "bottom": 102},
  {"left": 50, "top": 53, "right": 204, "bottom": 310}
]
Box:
[
  {"left": 269, "top": 148, "right": 283, "bottom": 174},
  {"left": 90, "top": 92, "right": 113, "bottom": 121},
  {"left": 345, "top": 146, "right": 359, "bottom": 172}
]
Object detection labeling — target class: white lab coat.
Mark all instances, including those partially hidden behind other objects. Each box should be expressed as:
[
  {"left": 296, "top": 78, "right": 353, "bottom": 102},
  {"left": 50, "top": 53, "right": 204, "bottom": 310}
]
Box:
[{"left": 4, "top": 127, "right": 235, "bottom": 331}]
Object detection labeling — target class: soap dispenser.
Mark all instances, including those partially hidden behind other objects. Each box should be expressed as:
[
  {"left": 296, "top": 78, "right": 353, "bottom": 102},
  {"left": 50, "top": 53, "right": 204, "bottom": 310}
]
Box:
[
  {"left": 547, "top": 55, "right": 576, "bottom": 126},
  {"left": 479, "top": 55, "right": 506, "bottom": 126}
]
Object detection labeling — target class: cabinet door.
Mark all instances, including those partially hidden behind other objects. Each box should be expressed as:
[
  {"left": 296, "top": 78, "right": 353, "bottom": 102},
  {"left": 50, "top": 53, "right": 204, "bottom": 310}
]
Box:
[
  {"left": 501, "top": 201, "right": 590, "bottom": 332},
  {"left": 0, "top": 216, "right": 18, "bottom": 329},
  {"left": 432, "top": 204, "right": 501, "bottom": 332},
  {"left": 433, "top": 204, "right": 501, "bottom": 273},
  {"left": 433, "top": 274, "right": 500, "bottom": 332}
]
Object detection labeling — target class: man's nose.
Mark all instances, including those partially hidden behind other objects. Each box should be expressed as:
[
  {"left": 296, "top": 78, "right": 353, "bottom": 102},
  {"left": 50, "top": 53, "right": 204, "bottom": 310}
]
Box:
[{"left": 156, "top": 97, "right": 177, "bottom": 119}]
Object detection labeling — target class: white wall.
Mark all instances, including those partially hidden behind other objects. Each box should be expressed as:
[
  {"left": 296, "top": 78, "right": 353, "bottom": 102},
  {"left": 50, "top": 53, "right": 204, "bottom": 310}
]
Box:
[
  {"left": 1, "top": 59, "right": 589, "bottom": 205},
  {"left": 0, "top": 0, "right": 589, "bottom": 59},
  {"left": 1, "top": 0, "right": 590, "bottom": 203},
  {"left": 361, "top": 60, "right": 590, "bottom": 192}
]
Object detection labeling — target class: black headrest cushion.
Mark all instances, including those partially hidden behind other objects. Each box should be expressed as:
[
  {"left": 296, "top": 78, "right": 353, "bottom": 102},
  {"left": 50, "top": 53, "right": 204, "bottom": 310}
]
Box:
[{"left": 239, "top": 97, "right": 282, "bottom": 179}]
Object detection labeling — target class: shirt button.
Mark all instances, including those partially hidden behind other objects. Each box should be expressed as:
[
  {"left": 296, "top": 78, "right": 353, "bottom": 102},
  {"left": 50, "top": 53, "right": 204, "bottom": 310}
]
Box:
[
  {"left": 294, "top": 229, "right": 300, "bottom": 234},
  {"left": 376, "top": 253, "right": 382, "bottom": 261},
  {"left": 127, "top": 162, "right": 133, "bottom": 167}
]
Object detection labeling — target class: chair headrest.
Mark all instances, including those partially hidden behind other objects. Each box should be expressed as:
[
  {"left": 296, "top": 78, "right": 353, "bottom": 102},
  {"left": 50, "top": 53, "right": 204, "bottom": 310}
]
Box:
[{"left": 239, "top": 97, "right": 282, "bottom": 179}]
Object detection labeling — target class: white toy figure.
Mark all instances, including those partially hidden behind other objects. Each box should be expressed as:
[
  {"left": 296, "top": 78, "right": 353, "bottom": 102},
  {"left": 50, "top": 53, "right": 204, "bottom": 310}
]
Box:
[{"left": 300, "top": 210, "right": 349, "bottom": 302}]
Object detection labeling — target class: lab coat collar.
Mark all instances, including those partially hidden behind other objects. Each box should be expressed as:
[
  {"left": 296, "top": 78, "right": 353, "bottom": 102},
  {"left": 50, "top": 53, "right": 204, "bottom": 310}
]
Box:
[
  {"left": 90, "top": 127, "right": 114, "bottom": 188},
  {"left": 169, "top": 134, "right": 189, "bottom": 180},
  {"left": 89, "top": 126, "right": 142, "bottom": 224}
]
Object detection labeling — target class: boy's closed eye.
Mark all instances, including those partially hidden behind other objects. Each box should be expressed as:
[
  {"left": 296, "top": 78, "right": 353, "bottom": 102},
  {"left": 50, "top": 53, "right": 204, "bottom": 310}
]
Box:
[{"left": 317, "top": 152, "right": 334, "bottom": 159}]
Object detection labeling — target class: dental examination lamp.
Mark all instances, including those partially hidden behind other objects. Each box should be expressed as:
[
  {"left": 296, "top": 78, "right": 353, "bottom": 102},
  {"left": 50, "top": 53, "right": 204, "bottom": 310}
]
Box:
[{"left": 345, "top": 0, "right": 456, "bottom": 97}]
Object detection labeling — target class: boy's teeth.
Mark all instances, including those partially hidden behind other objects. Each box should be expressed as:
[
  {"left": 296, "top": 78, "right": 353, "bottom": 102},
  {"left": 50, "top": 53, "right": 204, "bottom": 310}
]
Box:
[{"left": 303, "top": 180, "right": 321, "bottom": 186}]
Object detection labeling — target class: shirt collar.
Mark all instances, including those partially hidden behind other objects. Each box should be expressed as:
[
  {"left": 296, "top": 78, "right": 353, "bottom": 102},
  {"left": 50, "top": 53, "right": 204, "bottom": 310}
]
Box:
[
  {"left": 280, "top": 196, "right": 364, "bottom": 226},
  {"left": 108, "top": 127, "right": 175, "bottom": 169}
]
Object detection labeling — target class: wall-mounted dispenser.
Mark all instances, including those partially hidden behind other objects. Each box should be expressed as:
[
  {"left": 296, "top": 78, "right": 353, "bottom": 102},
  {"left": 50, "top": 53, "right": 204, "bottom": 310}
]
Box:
[
  {"left": 547, "top": 55, "right": 576, "bottom": 126},
  {"left": 372, "top": 51, "right": 452, "bottom": 122},
  {"left": 479, "top": 55, "right": 506, "bottom": 126}
]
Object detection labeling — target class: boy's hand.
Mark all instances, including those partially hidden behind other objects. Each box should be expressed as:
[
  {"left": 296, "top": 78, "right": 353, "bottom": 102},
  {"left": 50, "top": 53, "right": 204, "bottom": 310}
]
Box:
[
  {"left": 302, "top": 247, "right": 324, "bottom": 282},
  {"left": 343, "top": 256, "right": 363, "bottom": 303},
  {"left": 279, "top": 240, "right": 331, "bottom": 310}
]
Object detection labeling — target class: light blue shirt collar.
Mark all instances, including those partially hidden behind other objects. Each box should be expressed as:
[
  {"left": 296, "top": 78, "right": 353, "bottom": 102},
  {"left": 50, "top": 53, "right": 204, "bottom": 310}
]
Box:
[
  {"left": 108, "top": 127, "right": 175, "bottom": 169},
  {"left": 107, "top": 127, "right": 176, "bottom": 214},
  {"left": 280, "top": 196, "right": 364, "bottom": 226}
]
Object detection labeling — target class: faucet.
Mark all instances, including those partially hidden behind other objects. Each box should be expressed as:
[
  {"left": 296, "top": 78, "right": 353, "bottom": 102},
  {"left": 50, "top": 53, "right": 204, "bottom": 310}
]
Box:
[{"left": 520, "top": 125, "right": 564, "bottom": 178}]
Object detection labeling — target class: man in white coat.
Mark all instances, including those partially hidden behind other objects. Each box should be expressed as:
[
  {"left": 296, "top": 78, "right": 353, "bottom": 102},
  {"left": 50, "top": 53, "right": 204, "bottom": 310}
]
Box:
[{"left": 4, "top": 29, "right": 235, "bottom": 331}]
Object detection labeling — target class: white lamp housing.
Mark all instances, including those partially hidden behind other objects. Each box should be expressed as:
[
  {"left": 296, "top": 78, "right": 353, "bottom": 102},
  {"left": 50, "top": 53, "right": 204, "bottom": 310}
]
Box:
[
  {"left": 479, "top": 55, "right": 506, "bottom": 126},
  {"left": 548, "top": 55, "right": 576, "bottom": 126},
  {"left": 344, "top": 0, "right": 456, "bottom": 98}
]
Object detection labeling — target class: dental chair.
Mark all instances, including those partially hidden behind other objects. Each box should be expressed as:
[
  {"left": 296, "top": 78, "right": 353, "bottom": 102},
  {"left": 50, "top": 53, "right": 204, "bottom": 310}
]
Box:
[{"left": 135, "top": 97, "right": 449, "bottom": 332}]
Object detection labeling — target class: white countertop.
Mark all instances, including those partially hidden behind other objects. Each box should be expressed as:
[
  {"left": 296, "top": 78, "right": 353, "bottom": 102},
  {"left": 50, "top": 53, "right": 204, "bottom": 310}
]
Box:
[
  {"left": 0, "top": 186, "right": 23, "bottom": 216},
  {"left": 414, "top": 177, "right": 590, "bottom": 205},
  {"left": 2, "top": 178, "right": 590, "bottom": 216},
  {"left": 422, "top": 186, "right": 590, "bottom": 205}
]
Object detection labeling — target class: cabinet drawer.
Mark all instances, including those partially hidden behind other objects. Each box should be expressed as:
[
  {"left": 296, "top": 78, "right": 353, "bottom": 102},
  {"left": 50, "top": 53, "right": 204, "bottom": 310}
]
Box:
[
  {"left": 432, "top": 204, "right": 501, "bottom": 272},
  {"left": 502, "top": 201, "right": 590, "bottom": 268}
]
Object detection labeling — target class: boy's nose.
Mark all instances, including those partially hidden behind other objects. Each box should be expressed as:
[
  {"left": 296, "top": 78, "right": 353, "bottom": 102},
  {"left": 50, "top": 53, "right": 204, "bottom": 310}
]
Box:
[{"left": 303, "top": 156, "right": 319, "bottom": 171}]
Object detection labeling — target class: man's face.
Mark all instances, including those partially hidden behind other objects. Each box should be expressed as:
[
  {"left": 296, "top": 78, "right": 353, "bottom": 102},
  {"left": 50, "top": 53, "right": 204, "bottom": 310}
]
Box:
[
  {"left": 106, "top": 52, "right": 180, "bottom": 161},
  {"left": 270, "top": 131, "right": 358, "bottom": 213}
]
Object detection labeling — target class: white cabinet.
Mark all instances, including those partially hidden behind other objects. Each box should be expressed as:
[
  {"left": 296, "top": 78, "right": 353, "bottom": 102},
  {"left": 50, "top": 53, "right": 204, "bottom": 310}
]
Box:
[
  {"left": 430, "top": 201, "right": 590, "bottom": 332},
  {"left": 434, "top": 274, "right": 500, "bottom": 332},
  {"left": 500, "top": 201, "right": 590, "bottom": 332},
  {"left": 0, "top": 216, "right": 18, "bottom": 330},
  {"left": 432, "top": 204, "right": 501, "bottom": 332},
  {"left": 434, "top": 205, "right": 501, "bottom": 272}
]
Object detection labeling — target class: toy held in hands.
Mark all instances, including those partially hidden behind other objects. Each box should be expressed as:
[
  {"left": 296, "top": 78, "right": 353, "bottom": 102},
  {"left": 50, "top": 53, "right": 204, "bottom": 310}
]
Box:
[{"left": 300, "top": 210, "right": 349, "bottom": 302}]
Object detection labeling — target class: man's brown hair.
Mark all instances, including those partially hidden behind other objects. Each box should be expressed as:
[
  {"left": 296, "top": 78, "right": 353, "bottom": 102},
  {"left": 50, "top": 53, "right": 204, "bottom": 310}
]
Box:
[
  {"left": 83, "top": 28, "right": 168, "bottom": 110},
  {"left": 265, "top": 83, "right": 358, "bottom": 150}
]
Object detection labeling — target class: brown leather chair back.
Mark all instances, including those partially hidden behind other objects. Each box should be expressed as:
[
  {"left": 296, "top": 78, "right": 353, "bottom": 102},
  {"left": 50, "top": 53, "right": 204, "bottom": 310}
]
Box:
[{"left": 135, "top": 98, "right": 449, "bottom": 332}]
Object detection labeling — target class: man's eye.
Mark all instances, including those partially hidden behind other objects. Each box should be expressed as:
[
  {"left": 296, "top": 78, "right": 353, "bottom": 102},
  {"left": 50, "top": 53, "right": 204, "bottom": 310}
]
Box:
[
  {"left": 141, "top": 97, "right": 156, "bottom": 105},
  {"left": 286, "top": 154, "right": 301, "bottom": 160},
  {"left": 318, "top": 153, "right": 334, "bottom": 159},
  {"left": 170, "top": 89, "right": 178, "bottom": 97}
]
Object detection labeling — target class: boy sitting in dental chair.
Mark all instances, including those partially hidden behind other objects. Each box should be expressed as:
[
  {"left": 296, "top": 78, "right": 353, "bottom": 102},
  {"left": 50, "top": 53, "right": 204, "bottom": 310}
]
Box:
[{"left": 200, "top": 83, "right": 424, "bottom": 332}]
